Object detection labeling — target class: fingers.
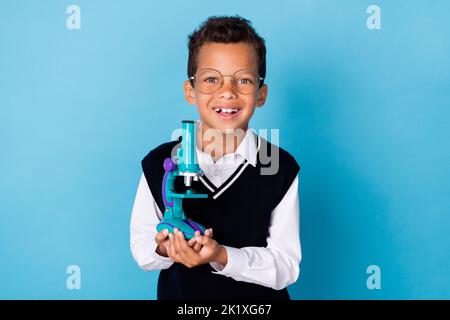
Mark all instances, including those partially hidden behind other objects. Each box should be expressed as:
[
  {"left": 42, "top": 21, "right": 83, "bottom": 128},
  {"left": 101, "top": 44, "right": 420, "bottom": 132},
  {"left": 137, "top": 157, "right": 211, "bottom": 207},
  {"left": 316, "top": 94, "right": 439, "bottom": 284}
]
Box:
[
  {"left": 192, "top": 229, "right": 212, "bottom": 252},
  {"left": 168, "top": 227, "right": 214, "bottom": 266},
  {"left": 171, "top": 228, "right": 191, "bottom": 257},
  {"left": 192, "top": 229, "right": 211, "bottom": 251},
  {"left": 193, "top": 235, "right": 202, "bottom": 252},
  {"left": 187, "top": 231, "right": 201, "bottom": 252},
  {"left": 195, "top": 234, "right": 211, "bottom": 246},
  {"left": 175, "top": 229, "right": 191, "bottom": 253},
  {"left": 192, "top": 243, "right": 201, "bottom": 252},
  {"left": 188, "top": 231, "right": 200, "bottom": 247},
  {"left": 176, "top": 229, "right": 202, "bottom": 266},
  {"left": 168, "top": 232, "right": 181, "bottom": 262},
  {"left": 155, "top": 229, "right": 169, "bottom": 244},
  {"left": 173, "top": 228, "right": 183, "bottom": 253}
]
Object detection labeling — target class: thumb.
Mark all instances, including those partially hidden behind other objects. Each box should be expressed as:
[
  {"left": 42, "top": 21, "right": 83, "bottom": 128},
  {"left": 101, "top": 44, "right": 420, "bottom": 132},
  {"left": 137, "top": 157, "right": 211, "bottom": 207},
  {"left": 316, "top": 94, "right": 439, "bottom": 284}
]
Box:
[{"left": 155, "top": 229, "right": 169, "bottom": 243}]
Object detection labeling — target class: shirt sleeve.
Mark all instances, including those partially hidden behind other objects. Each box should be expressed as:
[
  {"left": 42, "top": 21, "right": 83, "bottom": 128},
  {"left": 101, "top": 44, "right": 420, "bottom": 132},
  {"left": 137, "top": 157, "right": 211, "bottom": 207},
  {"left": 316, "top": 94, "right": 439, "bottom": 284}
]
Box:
[
  {"left": 130, "top": 172, "right": 174, "bottom": 271},
  {"left": 209, "top": 175, "right": 301, "bottom": 290}
]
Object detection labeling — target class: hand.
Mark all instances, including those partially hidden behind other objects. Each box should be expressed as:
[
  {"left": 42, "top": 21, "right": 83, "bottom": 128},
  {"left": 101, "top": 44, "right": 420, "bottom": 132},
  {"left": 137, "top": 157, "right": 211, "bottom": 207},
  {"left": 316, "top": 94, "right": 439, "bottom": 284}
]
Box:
[
  {"left": 168, "top": 228, "right": 227, "bottom": 268},
  {"left": 155, "top": 229, "right": 170, "bottom": 257},
  {"left": 187, "top": 228, "right": 213, "bottom": 252},
  {"left": 195, "top": 230, "right": 227, "bottom": 266},
  {"left": 156, "top": 228, "right": 209, "bottom": 257}
]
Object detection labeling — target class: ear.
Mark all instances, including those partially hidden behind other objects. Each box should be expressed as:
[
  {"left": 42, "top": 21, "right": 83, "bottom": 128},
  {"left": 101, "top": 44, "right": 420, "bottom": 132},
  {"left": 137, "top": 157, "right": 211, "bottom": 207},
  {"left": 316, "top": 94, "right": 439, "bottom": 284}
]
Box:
[
  {"left": 184, "top": 80, "right": 196, "bottom": 105},
  {"left": 255, "top": 84, "right": 268, "bottom": 108}
]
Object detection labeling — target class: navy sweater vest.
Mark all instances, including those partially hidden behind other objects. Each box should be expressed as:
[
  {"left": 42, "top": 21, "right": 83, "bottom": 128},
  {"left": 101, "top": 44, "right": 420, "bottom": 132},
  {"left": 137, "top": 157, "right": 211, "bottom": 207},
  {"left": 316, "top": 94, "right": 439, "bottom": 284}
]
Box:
[{"left": 141, "top": 135, "right": 300, "bottom": 300}]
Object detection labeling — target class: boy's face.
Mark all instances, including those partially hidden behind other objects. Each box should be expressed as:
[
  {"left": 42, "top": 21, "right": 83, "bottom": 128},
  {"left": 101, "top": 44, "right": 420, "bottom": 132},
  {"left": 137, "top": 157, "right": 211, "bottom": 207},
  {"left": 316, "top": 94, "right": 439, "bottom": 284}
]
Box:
[{"left": 184, "top": 42, "right": 268, "bottom": 135}]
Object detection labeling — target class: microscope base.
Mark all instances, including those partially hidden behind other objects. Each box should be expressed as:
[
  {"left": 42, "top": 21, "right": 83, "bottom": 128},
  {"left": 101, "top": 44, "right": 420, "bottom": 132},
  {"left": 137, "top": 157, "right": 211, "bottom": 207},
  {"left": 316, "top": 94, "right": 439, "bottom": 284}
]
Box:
[{"left": 157, "top": 218, "right": 206, "bottom": 240}]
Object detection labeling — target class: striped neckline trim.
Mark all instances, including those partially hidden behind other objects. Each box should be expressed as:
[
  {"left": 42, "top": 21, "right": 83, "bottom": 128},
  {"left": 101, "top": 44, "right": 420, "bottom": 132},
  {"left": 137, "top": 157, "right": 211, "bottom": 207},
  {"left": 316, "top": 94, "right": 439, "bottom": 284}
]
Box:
[{"left": 198, "top": 136, "right": 261, "bottom": 200}]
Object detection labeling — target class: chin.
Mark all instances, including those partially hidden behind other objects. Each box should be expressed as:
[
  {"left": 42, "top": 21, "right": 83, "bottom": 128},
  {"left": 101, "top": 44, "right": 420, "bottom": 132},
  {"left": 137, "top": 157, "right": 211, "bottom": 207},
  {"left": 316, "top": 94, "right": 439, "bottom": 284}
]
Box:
[
  {"left": 199, "top": 116, "right": 248, "bottom": 134},
  {"left": 218, "top": 125, "right": 249, "bottom": 136}
]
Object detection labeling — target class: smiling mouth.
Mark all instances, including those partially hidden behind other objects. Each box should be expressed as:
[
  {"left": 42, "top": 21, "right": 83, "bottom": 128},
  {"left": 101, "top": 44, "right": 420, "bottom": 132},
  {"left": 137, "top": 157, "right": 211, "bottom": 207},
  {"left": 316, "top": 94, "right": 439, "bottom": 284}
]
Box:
[
  {"left": 213, "top": 107, "right": 241, "bottom": 121},
  {"left": 213, "top": 107, "right": 240, "bottom": 114}
]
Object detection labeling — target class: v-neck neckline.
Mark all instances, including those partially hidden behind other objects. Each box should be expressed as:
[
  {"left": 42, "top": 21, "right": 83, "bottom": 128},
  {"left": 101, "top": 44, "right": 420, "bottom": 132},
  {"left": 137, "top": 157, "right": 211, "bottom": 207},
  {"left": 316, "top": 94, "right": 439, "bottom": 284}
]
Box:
[{"left": 197, "top": 135, "right": 261, "bottom": 200}]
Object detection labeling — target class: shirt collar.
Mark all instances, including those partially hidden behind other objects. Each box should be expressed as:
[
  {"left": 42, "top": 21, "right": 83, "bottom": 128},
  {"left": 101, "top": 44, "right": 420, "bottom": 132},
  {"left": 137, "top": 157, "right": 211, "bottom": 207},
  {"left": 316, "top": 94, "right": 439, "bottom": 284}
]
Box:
[
  {"left": 234, "top": 128, "right": 258, "bottom": 167},
  {"left": 194, "top": 120, "right": 259, "bottom": 167}
]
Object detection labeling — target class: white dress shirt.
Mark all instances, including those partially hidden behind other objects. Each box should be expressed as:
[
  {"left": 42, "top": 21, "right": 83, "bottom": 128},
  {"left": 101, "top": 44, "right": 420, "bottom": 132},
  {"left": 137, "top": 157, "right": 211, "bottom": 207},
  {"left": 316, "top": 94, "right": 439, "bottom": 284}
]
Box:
[{"left": 130, "top": 127, "right": 301, "bottom": 290}]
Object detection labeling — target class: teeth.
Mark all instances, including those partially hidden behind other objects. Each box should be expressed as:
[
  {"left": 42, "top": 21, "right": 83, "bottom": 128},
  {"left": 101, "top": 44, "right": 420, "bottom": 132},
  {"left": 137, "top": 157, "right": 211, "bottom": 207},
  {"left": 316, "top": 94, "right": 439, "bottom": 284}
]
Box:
[{"left": 215, "top": 108, "right": 239, "bottom": 113}]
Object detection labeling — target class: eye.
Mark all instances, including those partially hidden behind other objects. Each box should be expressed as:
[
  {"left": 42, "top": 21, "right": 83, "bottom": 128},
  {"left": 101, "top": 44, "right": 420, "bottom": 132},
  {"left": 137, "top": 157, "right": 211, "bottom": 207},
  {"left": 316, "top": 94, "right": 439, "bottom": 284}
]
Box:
[
  {"left": 238, "top": 78, "right": 255, "bottom": 85},
  {"left": 205, "top": 77, "right": 219, "bottom": 83}
]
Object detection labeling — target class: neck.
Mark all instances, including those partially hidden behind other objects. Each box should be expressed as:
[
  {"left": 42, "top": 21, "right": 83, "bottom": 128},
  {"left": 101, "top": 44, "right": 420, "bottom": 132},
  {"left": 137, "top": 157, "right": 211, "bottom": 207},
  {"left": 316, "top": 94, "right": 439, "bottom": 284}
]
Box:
[{"left": 196, "top": 123, "right": 247, "bottom": 161}]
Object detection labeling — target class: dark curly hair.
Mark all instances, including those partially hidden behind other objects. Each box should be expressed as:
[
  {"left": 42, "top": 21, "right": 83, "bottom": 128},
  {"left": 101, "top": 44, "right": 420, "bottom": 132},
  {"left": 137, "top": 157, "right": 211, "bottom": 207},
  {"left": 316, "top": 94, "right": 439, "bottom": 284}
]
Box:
[{"left": 187, "top": 16, "right": 266, "bottom": 87}]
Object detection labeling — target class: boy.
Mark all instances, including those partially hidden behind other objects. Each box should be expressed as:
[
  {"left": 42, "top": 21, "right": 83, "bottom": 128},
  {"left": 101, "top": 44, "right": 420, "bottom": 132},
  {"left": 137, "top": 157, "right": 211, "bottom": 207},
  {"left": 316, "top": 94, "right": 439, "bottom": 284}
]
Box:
[{"left": 130, "top": 16, "right": 301, "bottom": 300}]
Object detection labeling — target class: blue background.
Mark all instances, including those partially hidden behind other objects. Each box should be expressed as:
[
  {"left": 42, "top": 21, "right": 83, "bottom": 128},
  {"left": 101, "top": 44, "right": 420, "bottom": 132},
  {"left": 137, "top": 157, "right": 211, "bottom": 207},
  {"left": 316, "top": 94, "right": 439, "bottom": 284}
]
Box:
[{"left": 1, "top": 0, "right": 449, "bottom": 299}]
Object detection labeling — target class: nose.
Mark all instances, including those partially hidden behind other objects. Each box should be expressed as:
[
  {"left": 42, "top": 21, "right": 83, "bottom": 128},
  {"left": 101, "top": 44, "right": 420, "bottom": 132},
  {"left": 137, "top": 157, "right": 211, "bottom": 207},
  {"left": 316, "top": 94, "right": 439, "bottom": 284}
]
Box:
[{"left": 218, "top": 76, "right": 238, "bottom": 99}]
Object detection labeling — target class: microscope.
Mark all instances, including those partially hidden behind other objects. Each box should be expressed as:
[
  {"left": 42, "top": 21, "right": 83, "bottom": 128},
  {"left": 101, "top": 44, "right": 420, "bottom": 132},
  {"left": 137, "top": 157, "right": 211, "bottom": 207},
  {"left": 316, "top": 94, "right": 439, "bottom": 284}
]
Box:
[{"left": 156, "top": 120, "right": 208, "bottom": 240}]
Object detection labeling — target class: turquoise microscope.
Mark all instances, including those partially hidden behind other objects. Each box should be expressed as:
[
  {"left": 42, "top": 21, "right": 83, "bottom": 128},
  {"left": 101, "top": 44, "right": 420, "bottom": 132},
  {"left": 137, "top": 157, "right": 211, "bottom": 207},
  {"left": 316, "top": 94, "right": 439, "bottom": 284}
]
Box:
[{"left": 156, "top": 120, "right": 208, "bottom": 240}]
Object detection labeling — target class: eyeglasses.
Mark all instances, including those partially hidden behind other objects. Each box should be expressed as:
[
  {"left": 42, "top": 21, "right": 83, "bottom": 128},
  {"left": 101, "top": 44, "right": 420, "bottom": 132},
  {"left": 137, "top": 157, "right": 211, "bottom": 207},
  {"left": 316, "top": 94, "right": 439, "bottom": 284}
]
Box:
[{"left": 189, "top": 68, "right": 264, "bottom": 95}]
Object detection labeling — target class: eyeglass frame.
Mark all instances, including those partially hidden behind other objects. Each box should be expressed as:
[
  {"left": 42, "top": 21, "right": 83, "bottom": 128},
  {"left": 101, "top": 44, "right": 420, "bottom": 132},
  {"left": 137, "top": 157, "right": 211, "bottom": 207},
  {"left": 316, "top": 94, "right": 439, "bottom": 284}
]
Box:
[{"left": 189, "top": 68, "right": 265, "bottom": 95}]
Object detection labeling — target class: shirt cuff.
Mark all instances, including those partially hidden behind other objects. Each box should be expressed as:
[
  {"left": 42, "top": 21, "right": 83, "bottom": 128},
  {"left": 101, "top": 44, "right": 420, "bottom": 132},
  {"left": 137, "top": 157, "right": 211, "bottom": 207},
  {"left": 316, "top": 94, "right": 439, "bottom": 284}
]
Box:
[{"left": 210, "top": 246, "right": 245, "bottom": 276}]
